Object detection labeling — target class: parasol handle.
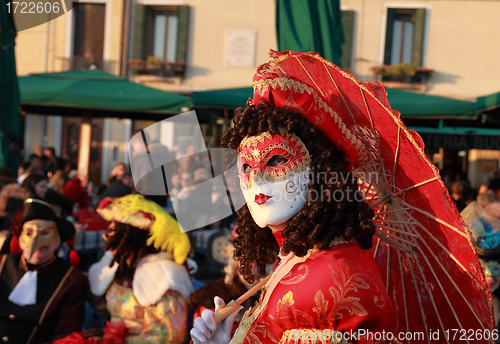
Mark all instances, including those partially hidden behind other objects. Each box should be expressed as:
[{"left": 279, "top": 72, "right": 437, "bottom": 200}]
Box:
[{"left": 213, "top": 275, "right": 271, "bottom": 324}]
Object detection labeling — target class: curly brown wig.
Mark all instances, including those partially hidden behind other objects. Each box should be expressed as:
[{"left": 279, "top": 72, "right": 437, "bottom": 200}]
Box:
[
  {"left": 221, "top": 101, "right": 375, "bottom": 284},
  {"left": 104, "top": 222, "right": 158, "bottom": 280}
]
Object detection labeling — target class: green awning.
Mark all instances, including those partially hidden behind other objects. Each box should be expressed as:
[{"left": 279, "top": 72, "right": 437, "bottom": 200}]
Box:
[
  {"left": 476, "top": 91, "right": 500, "bottom": 113},
  {"left": 19, "top": 70, "right": 191, "bottom": 115},
  {"left": 191, "top": 87, "right": 477, "bottom": 119},
  {"left": 386, "top": 89, "right": 476, "bottom": 119}
]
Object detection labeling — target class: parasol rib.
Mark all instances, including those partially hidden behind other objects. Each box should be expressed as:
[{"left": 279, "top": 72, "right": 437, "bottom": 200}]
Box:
[
  {"left": 296, "top": 58, "right": 326, "bottom": 98},
  {"left": 375, "top": 228, "right": 416, "bottom": 246},
  {"left": 407, "top": 251, "right": 431, "bottom": 344},
  {"left": 360, "top": 87, "right": 389, "bottom": 187},
  {"left": 372, "top": 219, "right": 420, "bottom": 226},
  {"left": 397, "top": 249, "right": 410, "bottom": 344},
  {"left": 374, "top": 232, "right": 410, "bottom": 251},
  {"left": 390, "top": 176, "right": 440, "bottom": 199},
  {"left": 374, "top": 224, "right": 419, "bottom": 238},
  {"left": 375, "top": 208, "right": 411, "bottom": 215},
  {"left": 397, "top": 199, "right": 467, "bottom": 239},
  {"left": 416, "top": 246, "right": 470, "bottom": 343},
  {"left": 391, "top": 126, "right": 402, "bottom": 186},
  {"left": 321, "top": 60, "right": 378, "bottom": 169},
  {"left": 413, "top": 251, "right": 450, "bottom": 344},
  {"left": 400, "top": 197, "right": 490, "bottom": 336},
  {"left": 386, "top": 243, "right": 390, "bottom": 294},
  {"left": 402, "top": 205, "right": 489, "bottom": 331},
  {"left": 393, "top": 198, "right": 471, "bottom": 272},
  {"left": 373, "top": 237, "right": 381, "bottom": 258}
]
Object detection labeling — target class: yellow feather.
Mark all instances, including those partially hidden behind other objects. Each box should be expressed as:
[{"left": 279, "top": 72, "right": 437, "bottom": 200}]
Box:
[{"left": 100, "top": 194, "right": 190, "bottom": 264}]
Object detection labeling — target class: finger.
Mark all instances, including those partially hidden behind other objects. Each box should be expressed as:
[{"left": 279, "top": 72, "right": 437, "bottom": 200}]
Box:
[
  {"left": 214, "top": 296, "right": 226, "bottom": 312},
  {"left": 194, "top": 316, "right": 212, "bottom": 338},
  {"left": 190, "top": 328, "right": 207, "bottom": 343},
  {"left": 200, "top": 309, "right": 217, "bottom": 333}
]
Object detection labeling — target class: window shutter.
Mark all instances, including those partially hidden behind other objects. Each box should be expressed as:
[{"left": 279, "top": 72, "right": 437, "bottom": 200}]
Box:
[
  {"left": 340, "top": 10, "right": 354, "bottom": 70},
  {"left": 132, "top": 4, "right": 147, "bottom": 60},
  {"left": 412, "top": 8, "right": 426, "bottom": 67},
  {"left": 383, "top": 9, "right": 395, "bottom": 65},
  {"left": 176, "top": 5, "right": 189, "bottom": 63}
]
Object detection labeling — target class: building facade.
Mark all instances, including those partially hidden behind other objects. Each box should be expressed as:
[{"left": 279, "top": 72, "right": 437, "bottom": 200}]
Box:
[{"left": 15, "top": 0, "right": 500, "bottom": 187}]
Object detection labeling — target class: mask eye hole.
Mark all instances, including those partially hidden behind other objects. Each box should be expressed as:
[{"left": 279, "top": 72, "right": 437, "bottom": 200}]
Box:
[
  {"left": 266, "top": 155, "right": 289, "bottom": 167},
  {"left": 242, "top": 164, "right": 252, "bottom": 174},
  {"left": 22, "top": 229, "right": 33, "bottom": 237}
]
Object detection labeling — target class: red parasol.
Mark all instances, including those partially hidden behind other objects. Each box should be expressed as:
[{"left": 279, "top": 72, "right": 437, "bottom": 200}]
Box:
[{"left": 251, "top": 50, "right": 494, "bottom": 343}]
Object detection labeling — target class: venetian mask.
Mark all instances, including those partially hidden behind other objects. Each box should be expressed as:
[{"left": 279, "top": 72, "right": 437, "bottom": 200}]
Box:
[
  {"left": 238, "top": 130, "right": 311, "bottom": 228},
  {"left": 20, "top": 219, "right": 60, "bottom": 264}
]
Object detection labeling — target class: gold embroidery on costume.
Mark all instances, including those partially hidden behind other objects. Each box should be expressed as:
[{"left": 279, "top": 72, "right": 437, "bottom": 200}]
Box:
[
  {"left": 230, "top": 304, "right": 267, "bottom": 344},
  {"left": 328, "top": 262, "right": 370, "bottom": 319},
  {"left": 281, "top": 265, "right": 309, "bottom": 285},
  {"left": 276, "top": 291, "right": 295, "bottom": 316}
]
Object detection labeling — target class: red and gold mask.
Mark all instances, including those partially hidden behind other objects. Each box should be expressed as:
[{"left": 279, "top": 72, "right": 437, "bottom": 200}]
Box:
[
  {"left": 238, "top": 130, "right": 311, "bottom": 228},
  {"left": 238, "top": 130, "right": 311, "bottom": 190}
]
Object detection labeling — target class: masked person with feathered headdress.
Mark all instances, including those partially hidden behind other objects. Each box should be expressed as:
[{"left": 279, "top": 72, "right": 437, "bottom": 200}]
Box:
[
  {"left": 0, "top": 198, "right": 87, "bottom": 344},
  {"left": 88, "top": 194, "right": 193, "bottom": 344}
]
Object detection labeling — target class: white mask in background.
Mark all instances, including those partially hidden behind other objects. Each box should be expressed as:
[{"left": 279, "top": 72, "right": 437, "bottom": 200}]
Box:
[{"left": 238, "top": 130, "right": 311, "bottom": 228}]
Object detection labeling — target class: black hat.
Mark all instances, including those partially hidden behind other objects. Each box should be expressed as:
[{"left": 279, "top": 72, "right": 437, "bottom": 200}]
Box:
[{"left": 21, "top": 199, "right": 75, "bottom": 242}]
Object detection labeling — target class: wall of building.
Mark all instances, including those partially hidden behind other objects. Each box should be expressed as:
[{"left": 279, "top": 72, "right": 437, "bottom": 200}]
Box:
[
  {"left": 14, "top": 0, "right": 124, "bottom": 76},
  {"left": 340, "top": 0, "right": 500, "bottom": 100},
  {"left": 135, "top": 0, "right": 276, "bottom": 92}
]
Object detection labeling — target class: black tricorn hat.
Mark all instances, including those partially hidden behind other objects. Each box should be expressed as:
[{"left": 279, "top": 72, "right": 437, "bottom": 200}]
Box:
[{"left": 21, "top": 199, "right": 75, "bottom": 242}]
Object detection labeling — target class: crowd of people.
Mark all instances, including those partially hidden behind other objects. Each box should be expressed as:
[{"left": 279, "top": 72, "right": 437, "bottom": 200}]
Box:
[{"left": 0, "top": 142, "right": 241, "bottom": 343}]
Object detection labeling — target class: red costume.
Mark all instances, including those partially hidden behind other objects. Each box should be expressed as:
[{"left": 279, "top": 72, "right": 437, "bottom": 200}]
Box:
[{"left": 231, "top": 236, "right": 393, "bottom": 344}]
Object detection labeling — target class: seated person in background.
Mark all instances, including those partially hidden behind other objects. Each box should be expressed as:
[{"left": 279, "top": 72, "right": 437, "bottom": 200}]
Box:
[
  {"left": 96, "top": 174, "right": 134, "bottom": 203},
  {"left": 63, "top": 177, "right": 93, "bottom": 208},
  {"left": 97, "top": 163, "right": 127, "bottom": 196},
  {"left": 88, "top": 194, "right": 193, "bottom": 344},
  {"left": 0, "top": 199, "right": 87, "bottom": 344},
  {"left": 22, "top": 173, "right": 73, "bottom": 217},
  {"left": 450, "top": 180, "right": 471, "bottom": 212},
  {"left": 0, "top": 183, "right": 31, "bottom": 253},
  {"left": 49, "top": 170, "right": 69, "bottom": 195},
  {"left": 468, "top": 215, "right": 500, "bottom": 329}
]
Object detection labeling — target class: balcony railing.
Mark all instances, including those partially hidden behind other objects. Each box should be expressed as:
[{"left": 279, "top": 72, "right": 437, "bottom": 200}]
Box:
[
  {"left": 128, "top": 59, "right": 186, "bottom": 77},
  {"left": 60, "top": 56, "right": 117, "bottom": 74}
]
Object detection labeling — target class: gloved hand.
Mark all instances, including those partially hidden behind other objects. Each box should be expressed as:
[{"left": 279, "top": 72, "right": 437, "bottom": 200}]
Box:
[{"left": 191, "top": 296, "right": 242, "bottom": 344}]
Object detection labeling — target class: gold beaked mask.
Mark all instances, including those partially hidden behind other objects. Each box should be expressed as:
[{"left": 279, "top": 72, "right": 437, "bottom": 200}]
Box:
[{"left": 20, "top": 219, "right": 60, "bottom": 263}]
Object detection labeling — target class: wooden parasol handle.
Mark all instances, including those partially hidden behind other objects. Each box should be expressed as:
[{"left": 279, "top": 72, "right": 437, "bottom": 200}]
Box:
[{"left": 213, "top": 275, "right": 271, "bottom": 324}]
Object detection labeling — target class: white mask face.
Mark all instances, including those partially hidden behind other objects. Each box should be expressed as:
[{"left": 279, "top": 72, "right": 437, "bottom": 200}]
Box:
[
  {"left": 238, "top": 130, "right": 311, "bottom": 228},
  {"left": 242, "top": 168, "right": 310, "bottom": 228}
]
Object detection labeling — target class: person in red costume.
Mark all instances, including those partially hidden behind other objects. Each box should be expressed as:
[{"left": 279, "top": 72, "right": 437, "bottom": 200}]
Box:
[{"left": 191, "top": 53, "right": 394, "bottom": 344}]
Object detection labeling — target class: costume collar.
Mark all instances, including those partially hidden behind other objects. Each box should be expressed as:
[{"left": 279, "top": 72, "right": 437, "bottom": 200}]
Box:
[{"left": 273, "top": 231, "right": 285, "bottom": 247}]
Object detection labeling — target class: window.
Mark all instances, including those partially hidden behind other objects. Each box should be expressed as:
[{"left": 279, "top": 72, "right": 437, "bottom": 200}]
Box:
[
  {"left": 72, "top": 3, "right": 105, "bottom": 68},
  {"left": 150, "top": 10, "right": 178, "bottom": 62},
  {"left": 131, "top": 5, "right": 189, "bottom": 75},
  {"left": 384, "top": 8, "right": 426, "bottom": 67}
]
